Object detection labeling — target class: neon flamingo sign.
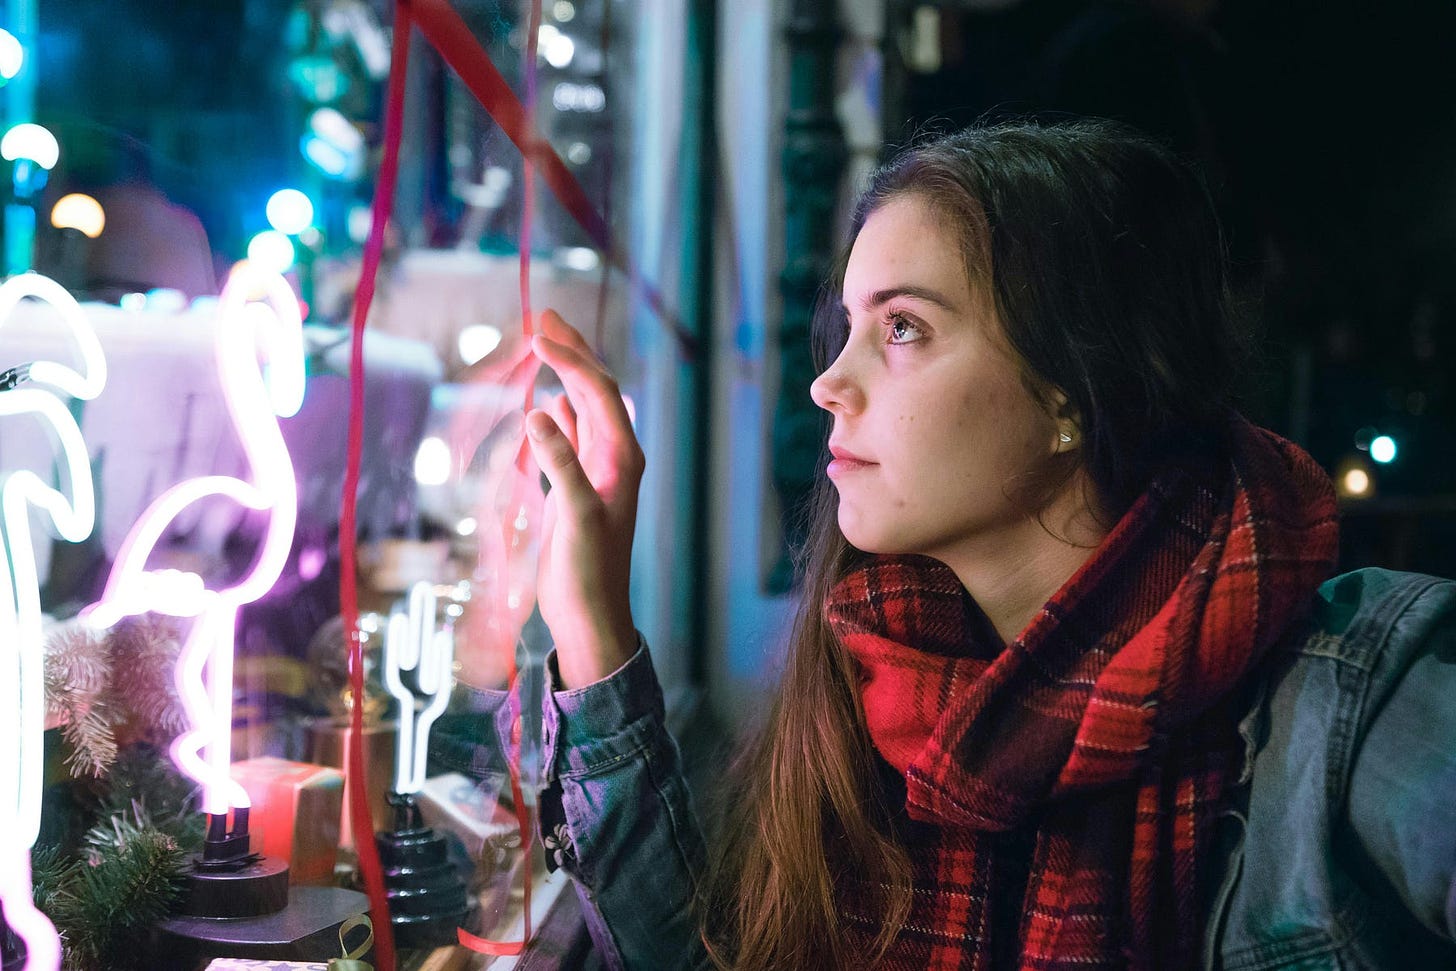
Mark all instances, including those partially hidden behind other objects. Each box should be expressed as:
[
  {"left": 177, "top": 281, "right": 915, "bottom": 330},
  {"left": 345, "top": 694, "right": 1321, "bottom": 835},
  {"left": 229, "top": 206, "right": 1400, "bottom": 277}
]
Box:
[
  {"left": 86, "top": 261, "right": 304, "bottom": 818},
  {"left": 0, "top": 273, "right": 107, "bottom": 971}
]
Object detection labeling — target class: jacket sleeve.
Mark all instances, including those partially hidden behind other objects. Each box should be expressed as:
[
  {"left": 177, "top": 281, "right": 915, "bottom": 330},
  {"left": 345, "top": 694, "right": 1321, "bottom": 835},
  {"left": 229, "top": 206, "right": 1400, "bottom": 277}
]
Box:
[
  {"left": 539, "top": 638, "right": 712, "bottom": 971},
  {"left": 1344, "top": 595, "right": 1456, "bottom": 941}
]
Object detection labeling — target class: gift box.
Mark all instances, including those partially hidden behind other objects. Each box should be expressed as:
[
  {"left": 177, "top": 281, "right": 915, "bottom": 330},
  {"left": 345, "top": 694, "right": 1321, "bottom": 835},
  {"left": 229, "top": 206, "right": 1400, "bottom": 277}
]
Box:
[
  {"left": 304, "top": 717, "right": 397, "bottom": 847},
  {"left": 231, "top": 757, "right": 345, "bottom": 885}
]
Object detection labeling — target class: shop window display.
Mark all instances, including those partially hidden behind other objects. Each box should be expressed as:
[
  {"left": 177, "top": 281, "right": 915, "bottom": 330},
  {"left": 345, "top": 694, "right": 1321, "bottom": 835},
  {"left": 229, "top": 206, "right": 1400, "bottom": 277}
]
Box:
[{"left": 2, "top": 0, "right": 689, "bottom": 967}]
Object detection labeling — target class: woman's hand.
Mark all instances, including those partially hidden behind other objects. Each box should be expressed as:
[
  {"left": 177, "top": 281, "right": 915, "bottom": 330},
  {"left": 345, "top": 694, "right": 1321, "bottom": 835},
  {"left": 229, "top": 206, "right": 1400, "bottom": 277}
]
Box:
[{"left": 525, "top": 310, "right": 643, "bottom": 689}]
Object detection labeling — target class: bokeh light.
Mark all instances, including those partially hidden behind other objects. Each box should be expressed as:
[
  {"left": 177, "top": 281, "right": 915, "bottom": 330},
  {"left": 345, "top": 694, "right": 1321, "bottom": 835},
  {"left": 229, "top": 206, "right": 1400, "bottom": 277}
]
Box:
[
  {"left": 1, "top": 123, "right": 59, "bottom": 169},
  {"left": 0, "top": 29, "right": 23, "bottom": 81},
  {"left": 1341, "top": 467, "right": 1371, "bottom": 497},
  {"left": 50, "top": 193, "right": 106, "bottom": 238},
  {"left": 1369, "top": 435, "right": 1397, "bottom": 464},
  {"left": 346, "top": 206, "right": 373, "bottom": 244},
  {"left": 247, "top": 230, "right": 297, "bottom": 274},
  {"left": 413, "top": 437, "right": 452, "bottom": 486},
  {"left": 558, "top": 246, "right": 600, "bottom": 272},
  {"left": 457, "top": 324, "right": 503, "bottom": 366},
  {"left": 539, "top": 24, "right": 575, "bottom": 68},
  {"left": 303, "top": 108, "right": 365, "bottom": 180},
  {"left": 266, "top": 189, "right": 315, "bottom": 235}
]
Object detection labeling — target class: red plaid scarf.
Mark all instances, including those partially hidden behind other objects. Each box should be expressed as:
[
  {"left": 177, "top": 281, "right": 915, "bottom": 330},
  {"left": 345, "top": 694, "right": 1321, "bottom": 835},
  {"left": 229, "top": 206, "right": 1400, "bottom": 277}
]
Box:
[{"left": 825, "top": 418, "right": 1338, "bottom": 970}]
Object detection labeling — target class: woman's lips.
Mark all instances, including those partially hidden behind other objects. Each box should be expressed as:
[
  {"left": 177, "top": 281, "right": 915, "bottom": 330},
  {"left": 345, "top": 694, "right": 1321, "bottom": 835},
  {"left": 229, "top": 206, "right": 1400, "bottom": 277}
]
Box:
[{"left": 827, "top": 448, "right": 876, "bottom": 477}]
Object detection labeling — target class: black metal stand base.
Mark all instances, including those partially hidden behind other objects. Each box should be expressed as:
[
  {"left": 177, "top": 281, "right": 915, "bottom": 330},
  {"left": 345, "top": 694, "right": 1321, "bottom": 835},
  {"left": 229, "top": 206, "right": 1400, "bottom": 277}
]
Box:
[
  {"left": 377, "top": 792, "right": 468, "bottom": 949},
  {"left": 181, "top": 853, "right": 291, "bottom": 919},
  {"left": 154, "top": 808, "right": 370, "bottom": 966},
  {"left": 156, "top": 886, "right": 371, "bottom": 965}
]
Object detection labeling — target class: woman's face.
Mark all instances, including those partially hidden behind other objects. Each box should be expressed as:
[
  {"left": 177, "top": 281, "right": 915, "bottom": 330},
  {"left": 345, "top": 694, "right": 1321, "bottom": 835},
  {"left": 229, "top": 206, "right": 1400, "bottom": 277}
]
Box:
[{"left": 810, "top": 194, "right": 1069, "bottom": 561}]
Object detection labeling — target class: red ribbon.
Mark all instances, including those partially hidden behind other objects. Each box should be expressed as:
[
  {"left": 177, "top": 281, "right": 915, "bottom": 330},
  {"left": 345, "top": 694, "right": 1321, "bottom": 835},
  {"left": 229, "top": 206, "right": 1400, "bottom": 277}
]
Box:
[
  {"left": 409, "top": 0, "right": 698, "bottom": 359},
  {"left": 338, "top": 1, "right": 413, "bottom": 968},
  {"left": 454, "top": 0, "right": 544, "bottom": 956}
]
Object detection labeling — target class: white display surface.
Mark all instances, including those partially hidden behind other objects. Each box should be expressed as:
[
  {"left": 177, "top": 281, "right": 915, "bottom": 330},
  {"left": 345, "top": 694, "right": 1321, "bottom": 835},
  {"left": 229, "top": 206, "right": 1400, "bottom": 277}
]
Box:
[{"left": 0, "top": 298, "right": 442, "bottom": 581}]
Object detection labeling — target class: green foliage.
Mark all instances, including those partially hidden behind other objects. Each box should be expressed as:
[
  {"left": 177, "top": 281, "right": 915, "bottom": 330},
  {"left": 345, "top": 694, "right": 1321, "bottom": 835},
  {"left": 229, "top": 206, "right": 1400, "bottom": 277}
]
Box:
[
  {"left": 54, "top": 816, "right": 190, "bottom": 971},
  {"left": 32, "top": 747, "right": 204, "bottom": 971},
  {"left": 98, "top": 746, "right": 205, "bottom": 847},
  {"left": 30, "top": 843, "right": 81, "bottom": 918}
]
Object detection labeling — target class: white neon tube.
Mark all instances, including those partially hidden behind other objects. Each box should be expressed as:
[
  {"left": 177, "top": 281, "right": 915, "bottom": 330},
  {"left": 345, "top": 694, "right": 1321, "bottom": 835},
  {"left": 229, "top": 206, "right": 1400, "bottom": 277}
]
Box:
[
  {"left": 381, "top": 581, "right": 456, "bottom": 795},
  {"left": 0, "top": 272, "right": 107, "bottom": 971}
]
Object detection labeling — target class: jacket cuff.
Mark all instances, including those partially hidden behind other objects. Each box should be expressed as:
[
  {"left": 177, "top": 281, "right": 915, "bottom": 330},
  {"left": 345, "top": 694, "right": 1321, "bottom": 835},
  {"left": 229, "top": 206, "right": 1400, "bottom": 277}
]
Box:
[
  {"left": 543, "top": 635, "right": 665, "bottom": 779},
  {"left": 430, "top": 680, "right": 518, "bottom": 779}
]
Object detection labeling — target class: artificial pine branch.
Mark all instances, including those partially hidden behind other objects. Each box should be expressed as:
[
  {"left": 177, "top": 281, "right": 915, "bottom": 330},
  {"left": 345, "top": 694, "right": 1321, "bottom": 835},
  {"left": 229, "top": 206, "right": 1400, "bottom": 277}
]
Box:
[
  {"left": 106, "top": 615, "right": 189, "bottom": 742},
  {"left": 60, "top": 701, "right": 117, "bottom": 778},
  {"left": 30, "top": 748, "right": 207, "bottom": 969},
  {"left": 44, "top": 622, "right": 115, "bottom": 775},
  {"left": 29, "top": 843, "right": 80, "bottom": 917},
  {"left": 43, "top": 615, "right": 189, "bottom": 777},
  {"left": 52, "top": 813, "right": 190, "bottom": 971},
  {"left": 97, "top": 746, "right": 205, "bottom": 849}
]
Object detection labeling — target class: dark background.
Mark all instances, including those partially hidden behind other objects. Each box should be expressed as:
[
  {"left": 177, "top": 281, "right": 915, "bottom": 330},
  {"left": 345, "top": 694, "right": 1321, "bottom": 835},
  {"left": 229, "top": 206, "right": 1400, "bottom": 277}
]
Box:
[{"left": 888, "top": 0, "right": 1456, "bottom": 575}]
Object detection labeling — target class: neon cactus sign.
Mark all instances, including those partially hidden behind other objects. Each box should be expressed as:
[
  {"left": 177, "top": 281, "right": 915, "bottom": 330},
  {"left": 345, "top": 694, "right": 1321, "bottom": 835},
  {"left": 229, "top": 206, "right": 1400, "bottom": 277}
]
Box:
[
  {"left": 86, "top": 261, "right": 304, "bottom": 818},
  {"left": 0, "top": 273, "right": 107, "bottom": 971},
  {"left": 382, "top": 581, "right": 457, "bottom": 795}
]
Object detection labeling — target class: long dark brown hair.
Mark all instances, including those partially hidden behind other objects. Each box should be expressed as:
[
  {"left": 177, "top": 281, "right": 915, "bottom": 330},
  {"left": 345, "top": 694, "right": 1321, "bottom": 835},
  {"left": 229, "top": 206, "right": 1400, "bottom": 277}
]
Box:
[{"left": 698, "top": 119, "right": 1247, "bottom": 969}]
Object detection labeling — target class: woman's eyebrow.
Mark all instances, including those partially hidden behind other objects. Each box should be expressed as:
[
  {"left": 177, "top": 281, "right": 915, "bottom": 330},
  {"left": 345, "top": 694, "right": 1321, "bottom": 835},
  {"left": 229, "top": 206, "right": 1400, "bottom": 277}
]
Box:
[{"left": 844, "top": 284, "right": 959, "bottom": 314}]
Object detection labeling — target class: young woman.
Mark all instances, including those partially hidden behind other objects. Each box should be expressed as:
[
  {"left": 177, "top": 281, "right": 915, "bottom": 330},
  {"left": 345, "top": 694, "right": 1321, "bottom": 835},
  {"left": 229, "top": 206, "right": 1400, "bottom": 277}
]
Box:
[{"left": 445, "top": 120, "right": 1456, "bottom": 970}]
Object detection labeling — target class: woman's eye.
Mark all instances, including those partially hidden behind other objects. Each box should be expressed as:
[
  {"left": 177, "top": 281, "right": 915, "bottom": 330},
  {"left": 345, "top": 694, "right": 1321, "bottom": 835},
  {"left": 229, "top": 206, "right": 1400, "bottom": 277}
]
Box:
[{"left": 886, "top": 313, "right": 924, "bottom": 344}]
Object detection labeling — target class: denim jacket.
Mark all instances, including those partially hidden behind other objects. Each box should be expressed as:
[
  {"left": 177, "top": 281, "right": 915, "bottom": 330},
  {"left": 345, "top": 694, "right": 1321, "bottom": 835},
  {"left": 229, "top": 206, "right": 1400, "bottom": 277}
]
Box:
[
  {"left": 1209, "top": 568, "right": 1456, "bottom": 970},
  {"left": 435, "top": 568, "right": 1456, "bottom": 970}
]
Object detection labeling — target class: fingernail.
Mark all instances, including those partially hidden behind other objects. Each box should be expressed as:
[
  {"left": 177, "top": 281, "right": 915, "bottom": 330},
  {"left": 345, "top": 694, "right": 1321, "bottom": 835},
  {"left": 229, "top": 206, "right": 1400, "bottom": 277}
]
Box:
[{"left": 527, "top": 412, "right": 556, "bottom": 441}]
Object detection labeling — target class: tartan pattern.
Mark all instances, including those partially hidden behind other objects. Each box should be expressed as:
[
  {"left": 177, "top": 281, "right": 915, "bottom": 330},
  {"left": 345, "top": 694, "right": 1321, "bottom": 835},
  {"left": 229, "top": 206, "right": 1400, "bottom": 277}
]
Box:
[{"left": 826, "top": 418, "right": 1338, "bottom": 970}]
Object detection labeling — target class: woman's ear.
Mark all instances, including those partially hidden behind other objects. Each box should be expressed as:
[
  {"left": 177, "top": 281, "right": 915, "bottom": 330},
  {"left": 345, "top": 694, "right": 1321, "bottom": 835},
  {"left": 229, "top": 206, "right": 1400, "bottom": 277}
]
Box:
[{"left": 1049, "top": 389, "right": 1080, "bottom": 453}]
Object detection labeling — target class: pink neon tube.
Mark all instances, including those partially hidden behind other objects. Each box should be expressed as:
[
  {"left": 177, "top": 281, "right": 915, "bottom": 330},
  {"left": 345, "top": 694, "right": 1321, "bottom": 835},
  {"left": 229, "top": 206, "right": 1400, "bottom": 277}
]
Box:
[{"left": 86, "top": 262, "right": 304, "bottom": 817}]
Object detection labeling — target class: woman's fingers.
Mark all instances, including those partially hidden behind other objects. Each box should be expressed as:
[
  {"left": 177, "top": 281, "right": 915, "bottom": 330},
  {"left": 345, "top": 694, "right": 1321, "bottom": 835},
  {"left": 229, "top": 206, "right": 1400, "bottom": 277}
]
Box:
[
  {"left": 549, "top": 392, "right": 579, "bottom": 453},
  {"left": 532, "top": 310, "right": 626, "bottom": 433},
  {"left": 518, "top": 311, "right": 641, "bottom": 690},
  {"left": 531, "top": 334, "right": 636, "bottom": 453},
  {"left": 524, "top": 410, "right": 599, "bottom": 516},
  {"left": 538, "top": 308, "right": 596, "bottom": 358}
]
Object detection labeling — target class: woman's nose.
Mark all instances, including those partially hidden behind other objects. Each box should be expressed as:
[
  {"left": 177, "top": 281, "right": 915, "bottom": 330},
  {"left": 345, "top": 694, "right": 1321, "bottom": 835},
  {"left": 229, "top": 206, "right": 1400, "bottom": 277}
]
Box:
[{"left": 810, "top": 351, "right": 862, "bottom": 414}]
